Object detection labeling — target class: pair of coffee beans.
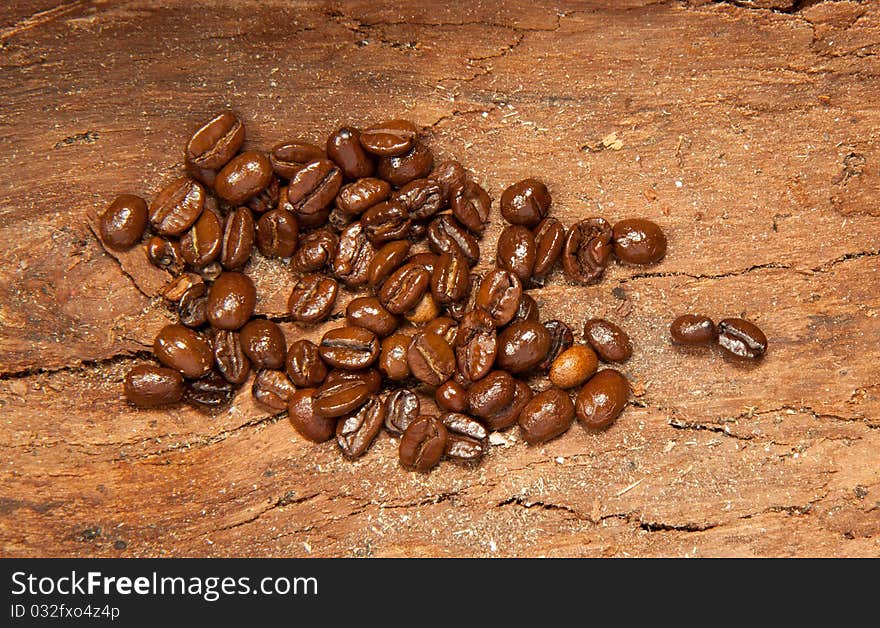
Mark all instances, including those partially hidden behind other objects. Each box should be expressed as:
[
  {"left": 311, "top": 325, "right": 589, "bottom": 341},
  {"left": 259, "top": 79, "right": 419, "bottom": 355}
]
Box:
[{"left": 670, "top": 315, "right": 767, "bottom": 361}]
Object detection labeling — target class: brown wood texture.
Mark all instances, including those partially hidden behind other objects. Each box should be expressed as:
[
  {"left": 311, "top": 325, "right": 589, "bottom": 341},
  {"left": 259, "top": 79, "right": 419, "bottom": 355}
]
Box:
[{"left": 1, "top": 0, "right": 879, "bottom": 558}]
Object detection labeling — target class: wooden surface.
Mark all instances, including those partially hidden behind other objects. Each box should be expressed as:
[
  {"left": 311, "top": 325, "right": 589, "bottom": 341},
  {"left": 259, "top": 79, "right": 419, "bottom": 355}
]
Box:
[{"left": 1, "top": 0, "right": 879, "bottom": 558}]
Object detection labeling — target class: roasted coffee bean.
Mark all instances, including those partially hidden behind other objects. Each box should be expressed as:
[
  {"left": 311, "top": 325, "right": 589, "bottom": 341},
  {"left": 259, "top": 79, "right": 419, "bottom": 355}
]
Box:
[
  {"left": 314, "top": 376, "right": 372, "bottom": 419},
  {"left": 407, "top": 332, "right": 455, "bottom": 386},
  {"left": 206, "top": 272, "right": 256, "bottom": 330},
  {"left": 270, "top": 140, "right": 325, "bottom": 179},
  {"left": 198, "top": 261, "right": 223, "bottom": 282},
  {"left": 537, "top": 319, "right": 574, "bottom": 371},
  {"left": 214, "top": 151, "right": 273, "bottom": 206},
  {"left": 255, "top": 208, "right": 299, "bottom": 258},
  {"left": 500, "top": 179, "right": 550, "bottom": 227},
  {"left": 360, "top": 119, "right": 419, "bottom": 156},
  {"left": 575, "top": 369, "right": 629, "bottom": 429},
  {"left": 336, "top": 177, "right": 391, "bottom": 215},
  {"left": 518, "top": 388, "right": 575, "bottom": 444},
  {"left": 550, "top": 344, "right": 598, "bottom": 389},
  {"left": 149, "top": 177, "right": 205, "bottom": 236},
  {"left": 441, "top": 412, "right": 488, "bottom": 445},
  {"left": 496, "top": 320, "right": 551, "bottom": 373},
  {"left": 285, "top": 339, "right": 327, "bottom": 388},
  {"left": 287, "top": 159, "right": 343, "bottom": 216},
  {"left": 99, "top": 194, "right": 148, "bottom": 250},
  {"left": 399, "top": 415, "right": 447, "bottom": 471},
  {"left": 475, "top": 268, "right": 523, "bottom": 327},
  {"left": 213, "top": 329, "right": 251, "bottom": 385},
  {"left": 612, "top": 219, "right": 667, "bottom": 265},
  {"left": 291, "top": 228, "right": 337, "bottom": 273},
  {"left": 444, "top": 433, "right": 486, "bottom": 463},
  {"left": 252, "top": 369, "right": 296, "bottom": 411},
  {"left": 163, "top": 272, "right": 201, "bottom": 302},
  {"left": 288, "top": 388, "right": 336, "bottom": 443},
  {"left": 346, "top": 296, "right": 398, "bottom": 337},
  {"left": 511, "top": 294, "right": 540, "bottom": 324},
  {"left": 331, "top": 221, "right": 374, "bottom": 287},
  {"left": 496, "top": 225, "right": 536, "bottom": 283},
  {"left": 407, "top": 251, "right": 438, "bottom": 274},
  {"left": 532, "top": 217, "right": 565, "bottom": 278},
  {"left": 153, "top": 324, "right": 213, "bottom": 379},
  {"left": 384, "top": 388, "right": 420, "bottom": 434},
  {"left": 426, "top": 214, "right": 480, "bottom": 265},
  {"left": 185, "top": 372, "right": 236, "bottom": 410},
  {"left": 435, "top": 380, "right": 468, "bottom": 413},
  {"left": 717, "top": 318, "right": 767, "bottom": 360},
  {"left": 337, "top": 395, "right": 386, "bottom": 458},
  {"left": 404, "top": 292, "right": 440, "bottom": 324},
  {"left": 325, "top": 368, "right": 382, "bottom": 394},
  {"left": 319, "top": 326, "right": 379, "bottom": 369},
  {"left": 180, "top": 205, "right": 222, "bottom": 267},
  {"left": 220, "top": 206, "right": 255, "bottom": 269},
  {"left": 245, "top": 175, "right": 279, "bottom": 214},
  {"left": 124, "top": 364, "right": 185, "bottom": 407},
  {"left": 185, "top": 112, "right": 244, "bottom": 173},
  {"left": 456, "top": 309, "right": 497, "bottom": 383},
  {"left": 431, "top": 160, "right": 468, "bottom": 199},
  {"left": 379, "top": 333, "right": 412, "bottom": 381},
  {"left": 467, "top": 370, "right": 515, "bottom": 420},
  {"left": 449, "top": 180, "right": 491, "bottom": 235},
  {"left": 393, "top": 178, "right": 445, "bottom": 220},
  {"left": 367, "top": 240, "right": 410, "bottom": 287},
  {"left": 447, "top": 273, "right": 482, "bottom": 321},
  {"left": 408, "top": 220, "right": 428, "bottom": 241},
  {"left": 583, "top": 318, "right": 632, "bottom": 363},
  {"left": 488, "top": 379, "right": 533, "bottom": 431},
  {"left": 331, "top": 206, "right": 356, "bottom": 232},
  {"left": 431, "top": 250, "right": 470, "bottom": 305},
  {"left": 178, "top": 282, "right": 208, "bottom": 328},
  {"left": 240, "top": 319, "right": 286, "bottom": 369},
  {"left": 147, "top": 236, "right": 184, "bottom": 271},
  {"left": 670, "top": 314, "right": 717, "bottom": 346},
  {"left": 563, "top": 218, "right": 613, "bottom": 283},
  {"left": 362, "top": 200, "right": 411, "bottom": 244},
  {"left": 377, "top": 141, "right": 434, "bottom": 187},
  {"left": 424, "top": 316, "right": 459, "bottom": 347},
  {"left": 294, "top": 207, "right": 331, "bottom": 230},
  {"left": 379, "top": 262, "right": 430, "bottom": 314},
  {"left": 288, "top": 273, "right": 338, "bottom": 323},
  {"left": 327, "top": 126, "right": 374, "bottom": 179}
]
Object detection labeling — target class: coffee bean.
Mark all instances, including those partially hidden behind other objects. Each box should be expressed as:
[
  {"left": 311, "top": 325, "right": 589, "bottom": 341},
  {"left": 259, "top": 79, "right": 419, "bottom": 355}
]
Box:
[
  {"left": 450, "top": 180, "right": 491, "bottom": 235},
  {"left": 147, "top": 236, "right": 184, "bottom": 272},
  {"left": 346, "top": 296, "right": 399, "bottom": 337},
  {"left": 206, "top": 272, "right": 256, "bottom": 330},
  {"left": 510, "top": 294, "right": 540, "bottom": 324},
  {"left": 384, "top": 388, "right": 421, "bottom": 434},
  {"left": 496, "top": 320, "right": 551, "bottom": 373},
  {"left": 670, "top": 314, "right": 717, "bottom": 346},
  {"left": 537, "top": 319, "right": 574, "bottom": 371},
  {"left": 178, "top": 282, "right": 208, "bottom": 328},
  {"left": 447, "top": 273, "right": 482, "bottom": 322},
  {"left": 431, "top": 250, "right": 470, "bottom": 305},
  {"left": 455, "top": 308, "right": 497, "bottom": 383},
  {"left": 314, "top": 376, "right": 372, "bottom": 419},
  {"left": 327, "top": 127, "right": 374, "bottom": 179},
  {"left": 367, "top": 239, "right": 410, "bottom": 287},
  {"left": 500, "top": 179, "right": 550, "bottom": 227},
  {"left": 426, "top": 214, "right": 480, "bottom": 265},
  {"left": 213, "top": 329, "right": 251, "bottom": 385},
  {"left": 532, "top": 217, "right": 565, "bottom": 278},
  {"left": 285, "top": 339, "right": 327, "bottom": 388},
  {"left": 331, "top": 221, "right": 375, "bottom": 287},
  {"left": 337, "top": 395, "right": 386, "bottom": 458},
  {"left": 550, "top": 344, "right": 598, "bottom": 389},
  {"left": 475, "top": 268, "right": 522, "bottom": 327},
  {"left": 406, "top": 252, "right": 438, "bottom": 275},
  {"left": 291, "top": 228, "right": 337, "bottom": 273},
  {"left": 612, "top": 219, "right": 667, "bottom": 265},
  {"left": 424, "top": 316, "right": 459, "bottom": 347},
  {"left": 220, "top": 206, "right": 255, "bottom": 269},
  {"left": 270, "top": 140, "right": 325, "bottom": 179},
  {"left": 287, "top": 159, "right": 343, "bottom": 218},
  {"left": 563, "top": 218, "right": 613, "bottom": 283},
  {"left": 198, "top": 261, "right": 223, "bottom": 282},
  {"left": 153, "top": 324, "right": 213, "bottom": 379},
  {"left": 185, "top": 112, "right": 244, "bottom": 173},
  {"left": 399, "top": 415, "right": 447, "bottom": 471},
  {"left": 162, "top": 273, "right": 202, "bottom": 303},
  {"left": 717, "top": 318, "right": 767, "bottom": 360},
  {"left": 497, "top": 225, "right": 536, "bottom": 283},
  {"left": 288, "top": 273, "right": 338, "bottom": 323},
  {"left": 214, "top": 151, "right": 273, "bottom": 206},
  {"left": 431, "top": 160, "right": 468, "bottom": 199},
  {"left": 336, "top": 177, "right": 391, "bottom": 215},
  {"left": 360, "top": 119, "right": 419, "bottom": 156},
  {"left": 583, "top": 318, "right": 632, "bottom": 363},
  {"left": 180, "top": 205, "right": 222, "bottom": 267},
  {"left": 467, "top": 370, "right": 515, "bottom": 420},
  {"left": 246, "top": 174, "right": 280, "bottom": 214},
  {"left": 393, "top": 178, "right": 445, "bottom": 220},
  {"left": 407, "top": 332, "right": 455, "bottom": 386},
  {"left": 255, "top": 208, "right": 299, "bottom": 258},
  {"left": 575, "top": 369, "right": 629, "bottom": 429},
  {"left": 124, "top": 364, "right": 185, "bottom": 407},
  {"left": 362, "top": 200, "right": 411, "bottom": 244},
  {"left": 404, "top": 292, "right": 440, "bottom": 324},
  {"left": 251, "top": 369, "right": 296, "bottom": 411},
  {"left": 240, "top": 319, "right": 286, "bottom": 369},
  {"left": 149, "top": 177, "right": 205, "bottom": 236},
  {"left": 488, "top": 379, "right": 533, "bottom": 431},
  {"left": 99, "top": 194, "right": 148, "bottom": 251},
  {"left": 319, "top": 326, "right": 379, "bottom": 369},
  {"left": 379, "top": 262, "right": 431, "bottom": 314},
  {"left": 518, "top": 387, "right": 575, "bottom": 444},
  {"left": 377, "top": 141, "right": 434, "bottom": 187},
  {"left": 435, "top": 380, "right": 468, "bottom": 413},
  {"left": 441, "top": 412, "right": 488, "bottom": 447},
  {"left": 185, "top": 371, "right": 237, "bottom": 410},
  {"left": 288, "top": 388, "right": 336, "bottom": 443},
  {"left": 379, "top": 333, "right": 412, "bottom": 381}
]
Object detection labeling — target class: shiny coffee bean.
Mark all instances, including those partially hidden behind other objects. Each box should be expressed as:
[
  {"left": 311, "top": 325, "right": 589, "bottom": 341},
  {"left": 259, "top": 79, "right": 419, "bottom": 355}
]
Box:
[
  {"left": 424, "top": 316, "right": 459, "bottom": 347},
  {"left": 214, "top": 151, "right": 273, "bottom": 206},
  {"left": 149, "top": 177, "right": 205, "bottom": 236},
  {"left": 379, "top": 262, "right": 431, "bottom": 314},
  {"left": 288, "top": 273, "right": 338, "bottom": 323},
  {"left": 583, "top": 318, "right": 632, "bottom": 363},
  {"left": 518, "top": 388, "right": 575, "bottom": 444},
  {"left": 612, "top": 219, "right": 667, "bottom": 265},
  {"left": 475, "top": 268, "right": 523, "bottom": 327},
  {"left": 426, "top": 214, "right": 480, "bottom": 265},
  {"left": 346, "top": 296, "right": 398, "bottom": 337},
  {"left": 384, "top": 388, "right": 421, "bottom": 434},
  {"left": 496, "top": 320, "right": 551, "bottom": 373},
  {"left": 379, "top": 333, "right": 412, "bottom": 381},
  {"left": 314, "top": 376, "right": 372, "bottom": 419},
  {"left": 399, "top": 415, "right": 447, "bottom": 472},
  {"left": 444, "top": 433, "right": 486, "bottom": 463},
  {"left": 288, "top": 388, "right": 335, "bottom": 443},
  {"left": 213, "top": 329, "right": 251, "bottom": 385},
  {"left": 467, "top": 370, "right": 515, "bottom": 420},
  {"left": 407, "top": 252, "right": 438, "bottom": 274},
  {"left": 153, "top": 324, "right": 213, "bottom": 379},
  {"left": 124, "top": 364, "right": 185, "bottom": 407},
  {"left": 431, "top": 160, "right": 468, "bottom": 199},
  {"left": 360, "top": 119, "right": 419, "bottom": 156},
  {"left": 327, "top": 206, "right": 353, "bottom": 232},
  {"left": 511, "top": 294, "right": 540, "bottom": 324},
  {"left": 407, "top": 332, "right": 455, "bottom": 386},
  {"left": 255, "top": 208, "right": 299, "bottom": 258},
  {"left": 337, "top": 395, "right": 386, "bottom": 458},
  {"left": 100, "top": 194, "right": 148, "bottom": 251},
  {"left": 220, "top": 206, "right": 255, "bottom": 269},
  {"left": 336, "top": 177, "right": 391, "bottom": 215},
  {"left": 431, "top": 250, "right": 470, "bottom": 305},
  {"left": 532, "top": 217, "right": 565, "bottom": 278},
  {"left": 670, "top": 314, "right": 717, "bottom": 346},
  {"left": 185, "top": 112, "right": 244, "bottom": 172},
  {"left": 362, "top": 200, "right": 411, "bottom": 244},
  {"left": 326, "top": 368, "right": 381, "bottom": 394},
  {"left": 288, "top": 159, "right": 343, "bottom": 217},
  {"left": 246, "top": 174, "right": 280, "bottom": 214},
  {"left": 488, "top": 379, "right": 533, "bottom": 431},
  {"left": 327, "top": 127, "right": 374, "bottom": 179},
  {"left": 537, "top": 319, "right": 574, "bottom": 371},
  {"left": 207, "top": 272, "right": 256, "bottom": 330},
  {"left": 441, "top": 412, "right": 488, "bottom": 453},
  {"left": 450, "top": 180, "right": 491, "bottom": 235},
  {"left": 319, "top": 326, "right": 379, "bottom": 369},
  {"left": 563, "top": 218, "right": 613, "bottom": 283},
  {"left": 497, "top": 225, "right": 536, "bottom": 283},
  {"left": 377, "top": 141, "right": 434, "bottom": 187},
  {"left": 252, "top": 369, "right": 296, "bottom": 411},
  {"left": 404, "top": 291, "right": 440, "bottom": 324},
  {"left": 393, "top": 178, "right": 445, "bottom": 220},
  {"left": 435, "top": 380, "right": 468, "bottom": 413},
  {"left": 147, "top": 236, "right": 184, "bottom": 272},
  {"left": 447, "top": 272, "right": 482, "bottom": 321},
  {"left": 270, "top": 140, "right": 324, "bottom": 179},
  {"left": 331, "top": 221, "right": 375, "bottom": 287},
  {"left": 367, "top": 239, "right": 410, "bottom": 287},
  {"left": 500, "top": 179, "right": 550, "bottom": 227},
  {"left": 291, "top": 228, "right": 337, "bottom": 273},
  {"left": 455, "top": 308, "right": 497, "bottom": 383},
  {"left": 180, "top": 205, "right": 222, "bottom": 267},
  {"left": 717, "top": 318, "right": 767, "bottom": 360},
  {"left": 185, "top": 372, "right": 236, "bottom": 410},
  {"left": 550, "top": 344, "right": 598, "bottom": 389},
  {"left": 240, "top": 319, "right": 286, "bottom": 369},
  {"left": 285, "top": 339, "right": 327, "bottom": 388},
  {"left": 575, "top": 369, "right": 629, "bottom": 429},
  {"left": 178, "top": 282, "right": 208, "bottom": 328}
]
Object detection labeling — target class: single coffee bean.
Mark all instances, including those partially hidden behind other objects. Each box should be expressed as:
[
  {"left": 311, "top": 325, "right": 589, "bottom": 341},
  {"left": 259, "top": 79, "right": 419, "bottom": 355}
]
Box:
[
  {"left": 455, "top": 308, "right": 497, "bottom": 383},
  {"left": 500, "top": 179, "right": 550, "bottom": 227},
  {"left": 288, "top": 388, "right": 336, "bottom": 443},
  {"left": 153, "top": 324, "right": 213, "bottom": 379},
  {"left": 240, "top": 319, "right": 286, "bottom": 369},
  {"left": 162, "top": 272, "right": 201, "bottom": 302},
  {"left": 518, "top": 387, "right": 575, "bottom": 444},
  {"left": 467, "top": 370, "right": 515, "bottom": 420},
  {"left": 384, "top": 388, "right": 421, "bottom": 434},
  {"left": 184, "top": 371, "right": 237, "bottom": 410},
  {"left": 367, "top": 239, "right": 410, "bottom": 287},
  {"left": 532, "top": 217, "right": 566, "bottom": 278},
  {"left": 431, "top": 250, "right": 470, "bottom": 305},
  {"left": 178, "top": 282, "right": 209, "bottom": 328},
  {"left": 327, "top": 126, "right": 374, "bottom": 179},
  {"left": 450, "top": 180, "right": 491, "bottom": 235},
  {"left": 563, "top": 218, "right": 613, "bottom": 283},
  {"left": 99, "top": 194, "right": 148, "bottom": 250},
  {"left": 583, "top": 318, "right": 632, "bottom": 363},
  {"left": 331, "top": 221, "right": 375, "bottom": 287},
  {"left": 337, "top": 395, "right": 386, "bottom": 458},
  {"left": 252, "top": 369, "right": 296, "bottom": 411},
  {"left": 377, "top": 141, "right": 434, "bottom": 187},
  {"left": 670, "top": 314, "right": 717, "bottom": 346},
  {"left": 612, "top": 219, "right": 667, "bottom": 265},
  {"left": 255, "top": 208, "right": 299, "bottom": 258},
  {"left": 431, "top": 160, "right": 468, "bottom": 199},
  {"left": 496, "top": 225, "right": 536, "bottom": 283},
  {"left": 426, "top": 214, "right": 480, "bottom": 265},
  {"left": 220, "top": 206, "right": 255, "bottom": 269},
  {"left": 269, "top": 140, "right": 325, "bottom": 179},
  {"left": 346, "top": 296, "right": 399, "bottom": 337},
  {"left": 336, "top": 177, "right": 391, "bottom": 215},
  {"left": 575, "top": 369, "right": 630, "bottom": 429},
  {"left": 447, "top": 272, "right": 482, "bottom": 321},
  {"left": 213, "top": 329, "right": 251, "bottom": 385},
  {"left": 362, "top": 200, "right": 411, "bottom": 244},
  {"left": 444, "top": 433, "right": 486, "bottom": 463},
  {"left": 404, "top": 291, "right": 440, "bottom": 324},
  {"left": 360, "top": 119, "right": 419, "bottom": 156},
  {"left": 717, "top": 318, "right": 767, "bottom": 360},
  {"left": 180, "top": 205, "right": 222, "bottom": 267},
  {"left": 407, "top": 252, "right": 438, "bottom": 275},
  {"left": 147, "top": 236, "right": 184, "bottom": 272},
  {"left": 206, "top": 272, "right": 256, "bottom": 330},
  {"left": 475, "top": 268, "right": 523, "bottom": 327},
  {"left": 435, "top": 380, "right": 468, "bottom": 413},
  {"left": 291, "top": 228, "right": 337, "bottom": 273},
  {"left": 379, "top": 333, "right": 412, "bottom": 380},
  {"left": 496, "top": 320, "right": 551, "bottom": 373},
  {"left": 327, "top": 368, "right": 381, "bottom": 394},
  {"left": 149, "top": 177, "right": 205, "bottom": 236},
  {"left": 379, "top": 262, "right": 431, "bottom": 314},
  {"left": 285, "top": 339, "right": 327, "bottom": 388},
  {"left": 488, "top": 379, "right": 533, "bottom": 431},
  {"left": 393, "top": 178, "right": 445, "bottom": 220},
  {"left": 214, "top": 151, "right": 273, "bottom": 206},
  {"left": 124, "top": 364, "right": 185, "bottom": 407},
  {"left": 537, "top": 319, "right": 574, "bottom": 371},
  {"left": 441, "top": 412, "right": 488, "bottom": 445},
  {"left": 550, "top": 344, "right": 598, "bottom": 389},
  {"left": 424, "top": 316, "right": 459, "bottom": 347},
  {"left": 288, "top": 273, "right": 338, "bottom": 323},
  {"left": 399, "top": 415, "right": 447, "bottom": 471},
  {"left": 287, "top": 159, "right": 343, "bottom": 216},
  {"left": 185, "top": 112, "right": 244, "bottom": 172},
  {"left": 407, "top": 332, "right": 455, "bottom": 386},
  {"left": 314, "top": 376, "right": 372, "bottom": 419},
  {"left": 245, "top": 174, "right": 280, "bottom": 214},
  {"left": 510, "top": 293, "right": 540, "bottom": 324},
  {"left": 319, "top": 326, "right": 379, "bottom": 369}
]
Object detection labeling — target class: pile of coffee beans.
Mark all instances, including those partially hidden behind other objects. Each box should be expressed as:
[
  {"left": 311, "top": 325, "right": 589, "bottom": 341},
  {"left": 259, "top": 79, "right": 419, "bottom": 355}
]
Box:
[
  {"left": 670, "top": 315, "right": 767, "bottom": 360},
  {"left": 99, "top": 111, "right": 758, "bottom": 473}
]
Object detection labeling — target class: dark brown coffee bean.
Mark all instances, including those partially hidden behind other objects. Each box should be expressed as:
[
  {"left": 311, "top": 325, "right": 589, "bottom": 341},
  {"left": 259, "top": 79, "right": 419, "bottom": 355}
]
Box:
[
  {"left": 288, "top": 388, "right": 336, "bottom": 443},
  {"left": 435, "top": 380, "right": 468, "bottom": 413},
  {"left": 563, "top": 218, "right": 613, "bottom": 283},
  {"left": 496, "top": 225, "right": 536, "bottom": 283},
  {"left": 99, "top": 194, "right": 148, "bottom": 251},
  {"left": 367, "top": 240, "right": 410, "bottom": 287},
  {"left": 583, "top": 318, "right": 632, "bottom": 363},
  {"left": 245, "top": 175, "right": 279, "bottom": 214},
  {"left": 537, "top": 320, "right": 574, "bottom": 371},
  {"left": 185, "top": 112, "right": 244, "bottom": 172},
  {"left": 393, "top": 178, "right": 445, "bottom": 220},
  {"left": 431, "top": 160, "right": 468, "bottom": 199},
  {"left": 255, "top": 208, "right": 299, "bottom": 258},
  {"left": 441, "top": 412, "right": 488, "bottom": 445},
  {"left": 384, "top": 388, "right": 420, "bottom": 434},
  {"left": 150, "top": 177, "right": 205, "bottom": 236},
  {"left": 408, "top": 220, "right": 428, "bottom": 241},
  {"left": 213, "top": 329, "right": 250, "bottom": 385},
  {"left": 670, "top": 314, "right": 717, "bottom": 346},
  {"left": 270, "top": 140, "right": 325, "bottom": 179},
  {"left": 214, "top": 151, "right": 272, "bottom": 206},
  {"left": 426, "top": 214, "right": 480, "bottom": 265},
  {"left": 153, "top": 324, "right": 213, "bottom": 379},
  {"left": 319, "top": 326, "right": 379, "bottom": 370},
  {"left": 576, "top": 369, "right": 629, "bottom": 429},
  {"left": 331, "top": 221, "right": 375, "bottom": 287},
  {"left": 206, "top": 271, "right": 256, "bottom": 330},
  {"left": 180, "top": 205, "right": 222, "bottom": 267},
  {"left": 532, "top": 217, "right": 565, "bottom": 278},
  {"left": 346, "top": 296, "right": 398, "bottom": 337},
  {"left": 518, "top": 388, "right": 575, "bottom": 444},
  {"left": 431, "top": 250, "right": 470, "bottom": 305},
  {"left": 327, "top": 127, "right": 374, "bottom": 179},
  {"left": 467, "top": 370, "right": 515, "bottom": 420},
  {"left": 407, "top": 332, "right": 455, "bottom": 386},
  {"left": 487, "top": 379, "right": 532, "bottom": 431},
  {"left": 178, "top": 282, "right": 208, "bottom": 328},
  {"left": 240, "top": 319, "right": 286, "bottom": 369},
  {"left": 314, "top": 376, "right": 372, "bottom": 419},
  {"left": 185, "top": 371, "right": 236, "bottom": 410},
  {"left": 377, "top": 141, "right": 434, "bottom": 187},
  {"left": 360, "top": 119, "right": 419, "bottom": 156},
  {"left": 251, "top": 369, "right": 296, "bottom": 411},
  {"left": 362, "top": 200, "right": 411, "bottom": 244},
  {"left": 288, "top": 273, "right": 338, "bottom": 323},
  {"left": 220, "top": 206, "right": 254, "bottom": 269},
  {"left": 326, "top": 368, "right": 380, "bottom": 393},
  {"left": 287, "top": 159, "right": 343, "bottom": 216},
  {"left": 496, "top": 320, "right": 551, "bottom": 373},
  {"left": 407, "top": 252, "right": 438, "bottom": 274},
  {"left": 500, "top": 179, "right": 550, "bottom": 227},
  {"left": 450, "top": 180, "right": 491, "bottom": 235},
  {"left": 717, "top": 318, "right": 767, "bottom": 360},
  {"left": 399, "top": 415, "right": 447, "bottom": 471},
  {"left": 379, "top": 333, "right": 412, "bottom": 381},
  {"left": 336, "top": 177, "right": 391, "bottom": 215},
  {"left": 285, "top": 339, "right": 327, "bottom": 388},
  {"left": 612, "top": 219, "right": 667, "bottom": 265},
  {"left": 475, "top": 268, "right": 522, "bottom": 327},
  {"left": 511, "top": 294, "right": 540, "bottom": 324},
  {"left": 291, "top": 228, "right": 337, "bottom": 273},
  {"left": 404, "top": 292, "right": 440, "bottom": 324},
  {"left": 147, "top": 236, "right": 184, "bottom": 272},
  {"left": 456, "top": 308, "right": 497, "bottom": 383},
  {"left": 550, "top": 344, "right": 598, "bottom": 389},
  {"left": 124, "top": 364, "right": 185, "bottom": 407},
  {"left": 424, "top": 317, "right": 459, "bottom": 347},
  {"left": 447, "top": 273, "right": 482, "bottom": 321},
  {"left": 325, "top": 205, "right": 351, "bottom": 231},
  {"left": 379, "top": 262, "right": 431, "bottom": 314},
  {"left": 337, "top": 395, "right": 386, "bottom": 458}
]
